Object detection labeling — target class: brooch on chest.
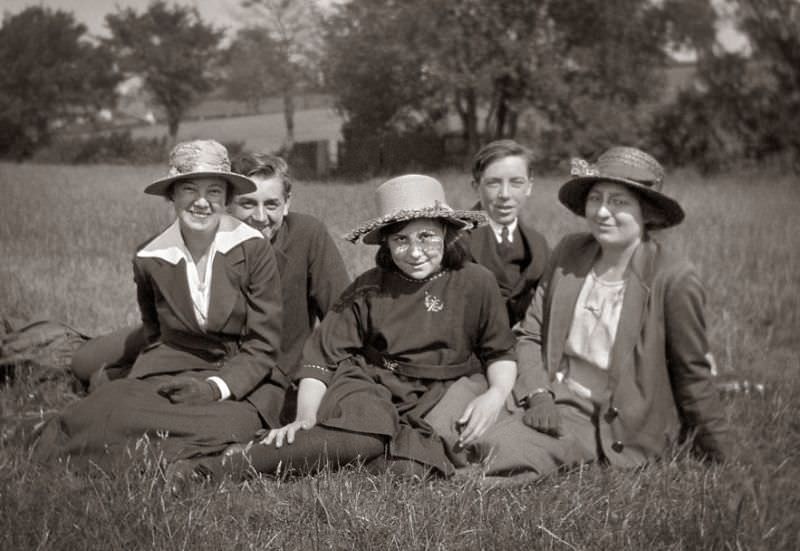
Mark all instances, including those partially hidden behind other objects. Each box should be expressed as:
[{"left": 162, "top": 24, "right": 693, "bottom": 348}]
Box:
[{"left": 424, "top": 290, "right": 444, "bottom": 312}]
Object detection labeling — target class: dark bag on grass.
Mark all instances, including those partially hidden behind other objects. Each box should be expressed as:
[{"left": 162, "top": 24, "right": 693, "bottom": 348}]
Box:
[{"left": 0, "top": 318, "right": 89, "bottom": 383}]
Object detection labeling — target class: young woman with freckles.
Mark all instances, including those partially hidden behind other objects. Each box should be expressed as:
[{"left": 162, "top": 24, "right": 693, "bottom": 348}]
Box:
[{"left": 172, "top": 174, "right": 518, "bottom": 482}]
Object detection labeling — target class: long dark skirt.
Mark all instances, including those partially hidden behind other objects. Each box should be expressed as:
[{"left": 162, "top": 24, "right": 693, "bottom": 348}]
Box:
[
  {"left": 33, "top": 374, "right": 266, "bottom": 471},
  {"left": 312, "top": 358, "right": 462, "bottom": 476}
]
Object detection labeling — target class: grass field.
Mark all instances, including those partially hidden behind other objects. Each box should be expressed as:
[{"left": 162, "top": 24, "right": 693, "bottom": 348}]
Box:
[{"left": 1, "top": 162, "right": 798, "bottom": 549}]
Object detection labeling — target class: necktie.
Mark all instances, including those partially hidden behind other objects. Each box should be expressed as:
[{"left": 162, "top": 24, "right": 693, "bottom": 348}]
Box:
[{"left": 499, "top": 225, "right": 512, "bottom": 259}]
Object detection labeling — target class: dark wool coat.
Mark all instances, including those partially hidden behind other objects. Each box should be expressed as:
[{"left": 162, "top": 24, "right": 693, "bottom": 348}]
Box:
[
  {"left": 513, "top": 233, "right": 733, "bottom": 464},
  {"left": 33, "top": 216, "right": 285, "bottom": 466},
  {"left": 130, "top": 215, "right": 284, "bottom": 423}
]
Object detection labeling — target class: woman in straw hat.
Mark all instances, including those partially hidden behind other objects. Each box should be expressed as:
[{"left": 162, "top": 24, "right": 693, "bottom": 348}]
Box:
[
  {"left": 34, "top": 140, "right": 286, "bottom": 468},
  {"left": 177, "top": 174, "right": 518, "bottom": 481},
  {"left": 70, "top": 152, "right": 350, "bottom": 419},
  {"left": 429, "top": 146, "right": 733, "bottom": 478}
]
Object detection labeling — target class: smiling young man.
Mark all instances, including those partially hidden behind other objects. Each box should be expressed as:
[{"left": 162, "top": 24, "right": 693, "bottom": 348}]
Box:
[{"left": 464, "top": 140, "right": 550, "bottom": 326}]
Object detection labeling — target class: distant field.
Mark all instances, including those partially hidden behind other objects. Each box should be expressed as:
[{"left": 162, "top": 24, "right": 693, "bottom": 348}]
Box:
[
  {"left": 129, "top": 107, "right": 343, "bottom": 154},
  {"left": 1, "top": 162, "right": 798, "bottom": 549}
]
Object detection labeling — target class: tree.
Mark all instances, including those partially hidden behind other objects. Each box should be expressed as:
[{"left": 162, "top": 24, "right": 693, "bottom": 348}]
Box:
[
  {"left": 224, "top": 28, "right": 280, "bottom": 114},
  {"left": 231, "top": 0, "right": 323, "bottom": 149},
  {"left": 652, "top": 0, "right": 800, "bottom": 170},
  {"left": 423, "top": 0, "right": 562, "bottom": 152},
  {"left": 322, "top": 0, "right": 718, "bottom": 173},
  {"left": 735, "top": 0, "right": 800, "bottom": 162},
  {"left": 0, "top": 7, "right": 120, "bottom": 158},
  {"left": 104, "top": 1, "right": 224, "bottom": 142},
  {"left": 323, "top": 0, "right": 435, "bottom": 137}
]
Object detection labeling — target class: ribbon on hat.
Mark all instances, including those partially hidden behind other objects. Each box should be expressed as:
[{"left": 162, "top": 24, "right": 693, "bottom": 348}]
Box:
[{"left": 570, "top": 158, "right": 599, "bottom": 177}]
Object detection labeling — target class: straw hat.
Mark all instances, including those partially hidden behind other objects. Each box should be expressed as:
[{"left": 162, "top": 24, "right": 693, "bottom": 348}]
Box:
[
  {"left": 144, "top": 140, "right": 256, "bottom": 196},
  {"left": 559, "top": 146, "right": 685, "bottom": 229},
  {"left": 345, "top": 174, "right": 486, "bottom": 244}
]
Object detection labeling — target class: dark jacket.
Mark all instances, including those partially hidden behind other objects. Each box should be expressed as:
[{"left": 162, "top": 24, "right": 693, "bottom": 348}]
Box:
[
  {"left": 513, "top": 233, "right": 732, "bottom": 464},
  {"left": 463, "top": 207, "right": 549, "bottom": 326},
  {"left": 131, "top": 215, "right": 284, "bottom": 423},
  {"left": 270, "top": 212, "right": 351, "bottom": 377}
]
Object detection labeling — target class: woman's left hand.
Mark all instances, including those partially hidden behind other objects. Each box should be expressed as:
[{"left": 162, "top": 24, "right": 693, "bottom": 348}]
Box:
[{"left": 456, "top": 387, "right": 506, "bottom": 446}]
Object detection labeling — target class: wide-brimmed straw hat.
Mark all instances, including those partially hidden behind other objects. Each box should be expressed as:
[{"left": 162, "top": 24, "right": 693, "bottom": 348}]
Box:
[
  {"left": 345, "top": 174, "right": 486, "bottom": 244},
  {"left": 559, "top": 146, "right": 685, "bottom": 229},
  {"left": 144, "top": 139, "right": 256, "bottom": 197}
]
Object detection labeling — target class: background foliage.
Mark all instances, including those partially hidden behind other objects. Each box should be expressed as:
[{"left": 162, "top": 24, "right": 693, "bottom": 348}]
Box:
[{"left": 1, "top": 0, "right": 799, "bottom": 173}]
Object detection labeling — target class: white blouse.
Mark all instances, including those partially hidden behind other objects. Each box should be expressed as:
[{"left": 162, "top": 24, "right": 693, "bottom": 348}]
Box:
[{"left": 559, "top": 271, "right": 626, "bottom": 399}]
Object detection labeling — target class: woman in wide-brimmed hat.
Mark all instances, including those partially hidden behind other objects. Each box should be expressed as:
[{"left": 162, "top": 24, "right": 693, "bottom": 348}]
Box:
[
  {"left": 429, "top": 146, "right": 733, "bottom": 478},
  {"left": 34, "top": 140, "right": 287, "bottom": 468},
  {"left": 178, "top": 174, "right": 518, "bottom": 481}
]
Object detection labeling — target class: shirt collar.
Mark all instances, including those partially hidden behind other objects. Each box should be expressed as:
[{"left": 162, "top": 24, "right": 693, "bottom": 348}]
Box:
[
  {"left": 137, "top": 214, "right": 263, "bottom": 264},
  {"left": 486, "top": 217, "right": 518, "bottom": 242}
]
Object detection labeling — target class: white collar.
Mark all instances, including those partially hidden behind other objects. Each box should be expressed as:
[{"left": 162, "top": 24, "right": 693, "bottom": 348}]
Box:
[
  {"left": 137, "top": 214, "right": 263, "bottom": 264},
  {"left": 486, "top": 217, "right": 518, "bottom": 242}
]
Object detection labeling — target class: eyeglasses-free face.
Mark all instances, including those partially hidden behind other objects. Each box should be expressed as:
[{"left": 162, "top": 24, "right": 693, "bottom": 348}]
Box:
[
  {"left": 387, "top": 218, "right": 446, "bottom": 280},
  {"left": 473, "top": 155, "right": 532, "bottom": 225},
  {"left": 229, "top": 174, "right": 290, "bottom": 240},
  {"left": 172, "top": 177, "right": 228, "bottom": 235}
]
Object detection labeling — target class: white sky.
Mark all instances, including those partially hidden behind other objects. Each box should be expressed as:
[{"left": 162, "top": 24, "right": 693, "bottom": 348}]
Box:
[{"left": 2, "top": 0, "right": 749, "bottom": 52}]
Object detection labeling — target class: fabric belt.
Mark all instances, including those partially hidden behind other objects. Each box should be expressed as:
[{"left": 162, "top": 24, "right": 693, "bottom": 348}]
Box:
[{"left": 362, "top": 346, "right": 477, "bottom": 381}]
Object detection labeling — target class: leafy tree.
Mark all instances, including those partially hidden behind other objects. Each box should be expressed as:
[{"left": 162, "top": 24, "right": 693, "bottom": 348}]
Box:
[
  {"left": 735, "top": 0, "right": 800, "bottom": 162},
  {"left": 229, "top": 0, "right": 323, "bottom": 149},
  {"left": 323, "top": 0, "right": 718, "bottom": 172},
  {"left": 0, "top": 7, "right": 120, "bottom": 158},
  {"left": 104, "top": 1, "right": 224, "bottom": 141},
  {"left": 322, "top": 1, "right": 436, "bottom": 137},
  {"left": 653, "top": 0, "right": 800, "bottom": 170},
  {"left": 224, "top": 29, "right": 279, "bottom": 114}
]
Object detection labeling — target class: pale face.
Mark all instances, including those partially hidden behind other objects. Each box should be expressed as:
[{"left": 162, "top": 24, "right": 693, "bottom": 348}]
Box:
[
  {"left": 473, "top": 155, "right": 532, "bottom": 225},
  {"left": 584, "top": 182, "right": 645, "bottom": 250},
  {"left": 229, "top": 175, "right": 290, "bottom": 239},
  {"left": 387, "top": 218, "right": 446, "bottom": 280},
  {"left": 172, "top": 177, "right": 227, "bottom": 234}
]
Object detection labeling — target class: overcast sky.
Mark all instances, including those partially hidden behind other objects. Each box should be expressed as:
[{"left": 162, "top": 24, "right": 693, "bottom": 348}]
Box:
[{"left": 3, "top": 0, "right": 748, "bottom": 53}]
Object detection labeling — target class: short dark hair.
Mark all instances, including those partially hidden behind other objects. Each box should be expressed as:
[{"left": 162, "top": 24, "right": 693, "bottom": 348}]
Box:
[
  {"left": 471, "top": 139, "right": 535, "bottom": 182},
  {"left": 165, "top": 179, "right": 235, "bottom": 206},
  {"left": 231, "top": 152, "right": 291, "bottom": 198},
  {"left": 374, "top": 219, "right": 468, "bottom": 272}
]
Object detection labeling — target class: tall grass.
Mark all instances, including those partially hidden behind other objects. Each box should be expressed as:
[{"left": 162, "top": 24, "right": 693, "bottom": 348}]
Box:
[{"left": 1, "top": 162, "right": 798, "bottom": 549}]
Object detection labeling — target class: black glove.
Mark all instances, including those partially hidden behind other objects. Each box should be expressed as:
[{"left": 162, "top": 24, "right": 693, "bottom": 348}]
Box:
[
  {"left": 157, "top": 377, "right": 220, "bottom": 405},
  {"left": 522, "top": 391, "right": 561, "bottom": 436}
]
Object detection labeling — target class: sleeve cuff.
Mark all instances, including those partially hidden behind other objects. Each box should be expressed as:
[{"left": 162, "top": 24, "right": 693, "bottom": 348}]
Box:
[
  {"left": 206, "top": 376, "right": 231, "bottom": 401},
  {"left": 294, "top": 363, "right": 334, "bottom": 386}
]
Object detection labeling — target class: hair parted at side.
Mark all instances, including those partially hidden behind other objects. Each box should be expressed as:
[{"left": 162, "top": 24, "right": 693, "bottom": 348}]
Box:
[
  {"left": 232, "top": 152, "right": 292, "bottom": 198},
  {"left": 374, "top": 219, "right": 468, "bottom": 272},
  {"left": 471, "top": 139, "right": 535, "bottom": 182}
]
